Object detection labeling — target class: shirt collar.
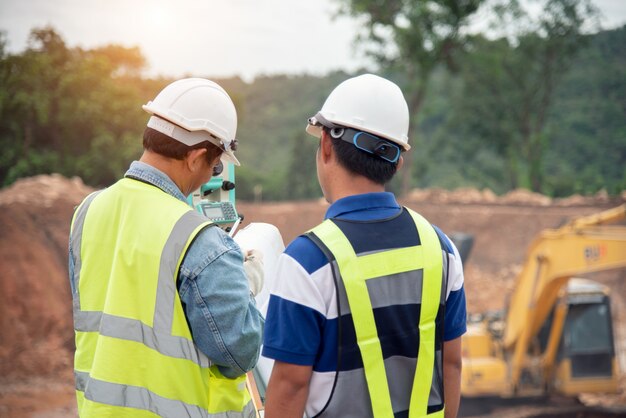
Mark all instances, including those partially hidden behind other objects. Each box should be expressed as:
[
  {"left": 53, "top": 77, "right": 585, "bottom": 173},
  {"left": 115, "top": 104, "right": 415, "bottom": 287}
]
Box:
[
  {"left": 124, "top": 161, "right": 187, "bottom": 203},
  {"left": 325, "top": 192, "right": 401, "bottom": 220}
]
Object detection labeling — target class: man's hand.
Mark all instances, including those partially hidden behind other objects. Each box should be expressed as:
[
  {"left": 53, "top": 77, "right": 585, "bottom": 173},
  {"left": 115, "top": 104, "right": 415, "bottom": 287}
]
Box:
[{"left": 243, "top": 249, "right": 264, "bottom": 296}]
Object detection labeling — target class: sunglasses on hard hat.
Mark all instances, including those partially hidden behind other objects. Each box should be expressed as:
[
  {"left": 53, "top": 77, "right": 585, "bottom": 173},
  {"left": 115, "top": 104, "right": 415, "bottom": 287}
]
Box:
[
  {"left": 332, "top": 128, "right": 401, "bottom": 164},
  {"left": 308, "top": 113, "right": 401, "bottom": 164}
]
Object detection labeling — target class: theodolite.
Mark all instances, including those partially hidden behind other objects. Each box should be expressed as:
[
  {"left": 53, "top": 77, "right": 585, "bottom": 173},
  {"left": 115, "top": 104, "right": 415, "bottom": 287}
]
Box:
[{"left": 187, "top": 161, "right": 241, "bottom": 235}]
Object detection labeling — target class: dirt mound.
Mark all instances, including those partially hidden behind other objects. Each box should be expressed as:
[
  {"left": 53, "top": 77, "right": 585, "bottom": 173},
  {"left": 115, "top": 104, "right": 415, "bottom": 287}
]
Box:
[
  {"left": 407, "top": 187, "right": 499, "bottom": 204},
  {"left": 407, "top": 187, "right": 623, "bottom": 207},
  {"left": 0, "top": 174, "right": 93, "bottom": 379}
]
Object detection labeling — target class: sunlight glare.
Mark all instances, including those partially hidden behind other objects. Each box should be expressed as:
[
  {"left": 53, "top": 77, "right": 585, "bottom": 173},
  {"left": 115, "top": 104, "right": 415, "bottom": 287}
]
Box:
[{"left": 145, "top": 4, "right": 169, "bottom": 27}]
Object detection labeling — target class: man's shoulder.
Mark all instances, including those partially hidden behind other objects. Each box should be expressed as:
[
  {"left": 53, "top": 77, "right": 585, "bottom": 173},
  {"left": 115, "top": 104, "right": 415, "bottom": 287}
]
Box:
[
  {"left": 431, "top": 224, "right": 455, "bottom": 255},
  {"left": 284, "top": 233, "right": 331, "bottom": 275},
  {"left": 402, "top": 207, "right": 455, "bottom": 255},
  {"left": 184, "top": 223, "right": 241, "bottom": 267}
]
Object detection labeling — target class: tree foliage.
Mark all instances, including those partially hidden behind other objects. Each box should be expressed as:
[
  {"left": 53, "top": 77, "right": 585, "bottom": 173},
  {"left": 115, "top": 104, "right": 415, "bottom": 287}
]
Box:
[
  {"left": 0, "top": 25, "right": 623, "bottom": 200},
  {"left": 453, "top": 0, "right": 599, "bottom": 192},
  {"left": 335, "top": 0, "right": 484, "bottom": 195},
  {"left": 0, "top": 26, "right": 161, "bottom": 186}
]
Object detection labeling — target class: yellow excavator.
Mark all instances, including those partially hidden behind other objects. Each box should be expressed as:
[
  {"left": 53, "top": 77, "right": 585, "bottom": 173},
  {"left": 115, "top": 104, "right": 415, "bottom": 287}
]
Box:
[{"left": 461, "top": 204, "right": 626, "bottom": 397}]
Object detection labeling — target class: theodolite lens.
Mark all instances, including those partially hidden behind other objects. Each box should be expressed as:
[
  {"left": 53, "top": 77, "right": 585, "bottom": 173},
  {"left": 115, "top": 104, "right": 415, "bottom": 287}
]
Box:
[{"left": 212, "top": 161, "right": 224, "bottom": 176}]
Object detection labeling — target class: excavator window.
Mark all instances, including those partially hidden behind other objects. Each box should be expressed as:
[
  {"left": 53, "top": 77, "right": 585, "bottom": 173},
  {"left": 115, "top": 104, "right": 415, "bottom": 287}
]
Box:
[{"left": 563, "top": 297, "right": 614, "bottom": 378}]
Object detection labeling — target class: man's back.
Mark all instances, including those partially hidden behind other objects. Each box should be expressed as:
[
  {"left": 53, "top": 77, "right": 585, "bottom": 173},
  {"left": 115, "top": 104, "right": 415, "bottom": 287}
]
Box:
[
  {"left": 263, "top": 73, "right": 466, "bottom": 418},
  {"left": 263, "top": 192, "right": 467, "bottom": 417}
]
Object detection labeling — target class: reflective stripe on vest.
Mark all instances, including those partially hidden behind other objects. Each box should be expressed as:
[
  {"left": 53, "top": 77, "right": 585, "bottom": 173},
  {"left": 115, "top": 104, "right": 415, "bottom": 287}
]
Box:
[
  {"left": 70, "top": 178, "right": 252, "bottom": 417},
  {"left": 309, "top": 208, "right": 444, "bottom": 418}
]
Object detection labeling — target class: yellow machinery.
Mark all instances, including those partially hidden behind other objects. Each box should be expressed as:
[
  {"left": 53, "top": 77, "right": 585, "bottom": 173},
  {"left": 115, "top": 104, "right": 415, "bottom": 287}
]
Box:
[{"left": 462, "top": 204, "right": 626, "bottom": 397}]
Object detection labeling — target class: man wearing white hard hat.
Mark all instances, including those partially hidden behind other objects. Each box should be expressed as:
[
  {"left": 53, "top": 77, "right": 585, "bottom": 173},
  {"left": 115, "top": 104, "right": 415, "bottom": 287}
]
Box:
[
  {"left": 69, "top": 78, "right": 263, "bottom": 417},
  {"left": 263, "top": 74, "right": 467, "bottom": 418}
]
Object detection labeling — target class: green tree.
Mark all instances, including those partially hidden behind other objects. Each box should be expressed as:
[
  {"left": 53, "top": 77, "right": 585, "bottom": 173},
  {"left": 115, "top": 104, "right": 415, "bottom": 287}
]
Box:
[
  {"left": 335, "top": 0, "right": 483, "bottom": 196},
  {"left": 544, "top": 26, "right": 626, "bottom": 196},
  {"left": 0, "top": 26, "right": 148, "bottom": 186},
  {"left": 457, "top": 0, "right": 599, "bottom": 192}
]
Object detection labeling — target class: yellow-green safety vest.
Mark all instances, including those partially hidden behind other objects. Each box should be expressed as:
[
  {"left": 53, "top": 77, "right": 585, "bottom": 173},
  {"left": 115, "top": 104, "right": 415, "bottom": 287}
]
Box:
[
  {"left": 70, "top": 177, "right": 254, "bottom": 417},
  {"left": 308, "top": 208, "right": 445, "bottom": 418}
]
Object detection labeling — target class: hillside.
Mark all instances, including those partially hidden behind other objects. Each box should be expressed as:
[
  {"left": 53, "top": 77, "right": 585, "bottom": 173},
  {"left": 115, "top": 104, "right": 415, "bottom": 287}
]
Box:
[
  {"left": 2, "top": 27, "right": 625, "bottom": 200},
  {"left": 0, "top": 175, "right": 624, "bottom": 417}
]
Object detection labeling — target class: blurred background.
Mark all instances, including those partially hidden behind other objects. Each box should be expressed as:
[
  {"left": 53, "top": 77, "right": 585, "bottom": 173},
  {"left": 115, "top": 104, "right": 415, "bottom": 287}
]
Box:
[
  {"left": 0, "top": 0, "right": 624, "bottom": 198},
  {"left": 0, "top": 0, "right": 624, "bottom": 417}
]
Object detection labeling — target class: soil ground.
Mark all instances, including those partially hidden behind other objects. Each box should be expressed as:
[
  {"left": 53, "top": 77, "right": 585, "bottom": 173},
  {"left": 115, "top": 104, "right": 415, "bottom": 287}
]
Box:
[{"left": 0, "top": 175, "right": 624, "bottom": 418}]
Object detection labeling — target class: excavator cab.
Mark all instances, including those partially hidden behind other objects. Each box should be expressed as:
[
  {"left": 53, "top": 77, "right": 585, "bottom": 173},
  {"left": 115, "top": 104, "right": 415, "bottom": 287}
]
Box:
[{"left": 550, "top": 279, "right": 619, "bottom": 395}]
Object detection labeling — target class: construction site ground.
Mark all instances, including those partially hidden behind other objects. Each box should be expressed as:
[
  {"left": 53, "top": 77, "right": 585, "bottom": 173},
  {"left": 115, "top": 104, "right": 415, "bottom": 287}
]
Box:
[{"left": 1, "top": 175, "right": 625, "bottom": 418}]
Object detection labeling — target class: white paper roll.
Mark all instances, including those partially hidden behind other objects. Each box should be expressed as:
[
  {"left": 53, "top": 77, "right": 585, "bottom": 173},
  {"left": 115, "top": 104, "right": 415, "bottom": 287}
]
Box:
[{"left": 233, "top": 222, "right": 286, "bottom": 389}]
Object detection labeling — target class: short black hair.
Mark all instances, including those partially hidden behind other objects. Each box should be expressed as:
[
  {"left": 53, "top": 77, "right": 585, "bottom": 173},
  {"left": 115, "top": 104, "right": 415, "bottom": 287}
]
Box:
[
  {"left": 325, "top": 128, "right": 399, "bottom": 185},
  {"left": 143, "top": 127, "right": 222, "bottom": 163}
]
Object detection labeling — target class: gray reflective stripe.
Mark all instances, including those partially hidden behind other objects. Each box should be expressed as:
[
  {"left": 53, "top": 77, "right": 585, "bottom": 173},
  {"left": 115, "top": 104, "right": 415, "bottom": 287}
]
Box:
[
  {"left": 321, "top": 356, "right": 443, "bottom": 417},
  {"left": 70, "top": 190, "right": 103, "bottom": 312},
  {"left": 336, "top": 266, "right": 440, "bottom": 316},
  {"left": 428, "top": 350, "right": 443, "bottom": 406},
  {"left": 154, "top": 210, "right": 208, "bottom": 333},
  {"left": 74, "top": 310, "right": 102, "bottom": 332},
  {"left": 75, "top": 371, "right": 255, "bottom": 418},
  {"left": 366, "top": 270, "right": 424, "bottom": 309},
  {"left": 75, "top": 370, "right": 89, "bottom": 391},
  {"left": 347, "top": 250, "right": 447, "bottom": 307},
  {"left": 336, "top": 269, "right": 425, "bottom": 316},
  {"left": 74, "top": 305, "right": 211, "bottom": 368},
  {"left": 100, "top": 313, "right": 211, "bottom": 367},
  {"left": 323, "top": 370, "right": 374, "bottom": 418}
]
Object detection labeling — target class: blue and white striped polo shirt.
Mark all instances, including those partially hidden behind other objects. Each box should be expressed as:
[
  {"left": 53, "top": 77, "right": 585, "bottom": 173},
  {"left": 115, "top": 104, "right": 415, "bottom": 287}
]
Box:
[{"left": 262, "top": 192, "right": 467, "bottom": 417}]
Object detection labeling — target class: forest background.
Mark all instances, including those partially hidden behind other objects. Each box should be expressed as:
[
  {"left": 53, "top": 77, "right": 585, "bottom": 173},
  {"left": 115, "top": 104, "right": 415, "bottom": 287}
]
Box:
[{"left": 1, "top": 2, "right": 624, "bottom": 201}]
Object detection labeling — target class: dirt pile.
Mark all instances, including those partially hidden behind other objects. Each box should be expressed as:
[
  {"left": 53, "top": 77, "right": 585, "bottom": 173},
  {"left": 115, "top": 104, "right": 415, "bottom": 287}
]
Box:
[
  {"left": 407, "top": 187, "right": 622, "bottom": 207},
  {"left": 0, "top": 175, "right": 93, "bottom": 379}
]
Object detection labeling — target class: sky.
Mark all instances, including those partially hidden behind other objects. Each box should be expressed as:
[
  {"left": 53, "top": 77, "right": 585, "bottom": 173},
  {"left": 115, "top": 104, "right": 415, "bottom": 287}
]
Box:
[{"left": 0, "top": 0, "right": 624, "bottom": 82}]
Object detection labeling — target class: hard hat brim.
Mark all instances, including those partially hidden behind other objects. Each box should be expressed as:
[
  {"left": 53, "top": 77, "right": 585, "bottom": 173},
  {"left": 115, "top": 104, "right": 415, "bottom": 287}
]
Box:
[
  {"left": 147, "top": 115, "right": 241, "bottom": 166},
  {"left": 220, "top": 149, "right": 240, "bottom": 166},
  {"left": 305, "top": 123, "right": 322, "bottom": 138}
]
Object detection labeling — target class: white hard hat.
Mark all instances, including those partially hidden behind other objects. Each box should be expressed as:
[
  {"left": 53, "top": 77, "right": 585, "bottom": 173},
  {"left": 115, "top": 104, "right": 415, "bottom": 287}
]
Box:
[
  {"left": 306, "top": 74, "right": 410, "bottom": 151},
  {"left": 143, "top": 78, "right": 240, "bottom": 166}
]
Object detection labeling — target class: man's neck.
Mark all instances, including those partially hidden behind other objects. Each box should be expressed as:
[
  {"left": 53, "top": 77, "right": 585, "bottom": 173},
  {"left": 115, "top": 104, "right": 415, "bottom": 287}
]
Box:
[
  {"left": 327, "top": 170, "right": 385, "bottom": 203},
  {"left": 139, "top": 151, "right": 189, "bottom": 195}
]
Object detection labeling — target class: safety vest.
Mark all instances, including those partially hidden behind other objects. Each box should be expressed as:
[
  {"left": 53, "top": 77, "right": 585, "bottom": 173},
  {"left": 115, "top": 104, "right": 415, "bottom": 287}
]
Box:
[
  {"left": 69, "top": 177, "right": 254, "bottom": 418},
  {"left": 307, "top": 208, "right": 445, "bottom": 418}
]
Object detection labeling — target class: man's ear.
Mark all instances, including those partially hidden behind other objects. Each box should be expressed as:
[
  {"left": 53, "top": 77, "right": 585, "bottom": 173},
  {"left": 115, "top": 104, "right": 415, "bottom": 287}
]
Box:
[
  {"left": 185, "top": 148, "right": 207, "bottom": 172},
  {"left": 320, "top": 130, "right": 333, "bottom": 164},
  {"left": 396, "top": 155, "right": 404, "bottom": 172}
]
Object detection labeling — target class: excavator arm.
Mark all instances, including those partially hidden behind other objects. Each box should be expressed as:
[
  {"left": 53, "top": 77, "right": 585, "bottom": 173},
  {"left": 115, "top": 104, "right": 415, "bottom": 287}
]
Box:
[{"left": 503, "top": 204, "right": 626, "bottom": 389}]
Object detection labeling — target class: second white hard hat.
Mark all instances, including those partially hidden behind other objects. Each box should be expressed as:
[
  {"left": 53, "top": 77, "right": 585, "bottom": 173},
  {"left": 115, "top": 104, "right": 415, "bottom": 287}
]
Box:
[
  {"left": 306, "top": 74, "right": 411, "bottom": 151},
  {"left": 143, "top": 78, "right": 240, "bottom": 165}
]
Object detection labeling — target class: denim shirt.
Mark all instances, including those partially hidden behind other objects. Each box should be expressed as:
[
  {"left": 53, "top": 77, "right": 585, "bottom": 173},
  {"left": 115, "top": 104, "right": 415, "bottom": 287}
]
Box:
[{"left": 69, "top": 161, "right": 264, "bottom": 378}]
